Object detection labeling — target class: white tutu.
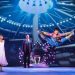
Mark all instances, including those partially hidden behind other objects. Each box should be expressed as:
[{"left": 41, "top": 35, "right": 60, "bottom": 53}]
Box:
[{"left": 0, "top": 40, "right": 8, "bottom": 66}]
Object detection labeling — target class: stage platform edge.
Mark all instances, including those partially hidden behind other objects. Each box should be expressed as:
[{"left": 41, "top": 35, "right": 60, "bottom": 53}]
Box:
[{"left": 1, "top": 67, "right": 75, "bottom": 72}]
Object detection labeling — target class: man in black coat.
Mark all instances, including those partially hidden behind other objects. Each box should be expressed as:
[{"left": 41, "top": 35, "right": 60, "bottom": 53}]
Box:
[{"left": 23, "top": 35, "right": 32, "bottom": 68}]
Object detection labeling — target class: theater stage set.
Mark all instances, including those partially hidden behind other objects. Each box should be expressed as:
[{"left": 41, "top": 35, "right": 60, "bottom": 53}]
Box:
[{"left": 0, "top": 0, "right": 75, "bottom": 75}]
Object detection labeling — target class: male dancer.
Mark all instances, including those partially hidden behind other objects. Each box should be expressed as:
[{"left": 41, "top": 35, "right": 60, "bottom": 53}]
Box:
[{"left": 39, "top": 28, "right": 74, "bottom": 47}]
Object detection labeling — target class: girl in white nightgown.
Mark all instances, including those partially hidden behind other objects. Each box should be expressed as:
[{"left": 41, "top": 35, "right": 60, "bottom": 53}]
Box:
[{"left": 0, "top": 35, "right": 8, "bottom": 66}]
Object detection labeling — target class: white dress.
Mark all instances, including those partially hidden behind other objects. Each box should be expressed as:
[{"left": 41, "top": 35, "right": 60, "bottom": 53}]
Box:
[{"left": 0, "top": 40, "right": 8, "bottom": 66}]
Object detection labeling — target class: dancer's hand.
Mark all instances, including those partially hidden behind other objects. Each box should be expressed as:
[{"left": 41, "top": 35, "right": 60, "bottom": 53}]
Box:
[
  {"left": 71, "top": 29, "right": 75, "bottom": 35},
  {"left": 37, "top": 29, "right": 43, "bottom": 34}
]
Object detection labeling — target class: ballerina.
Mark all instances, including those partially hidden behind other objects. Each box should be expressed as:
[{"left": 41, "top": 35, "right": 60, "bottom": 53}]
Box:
[{"left": 0, "top": 35, "right": 8, "bottom": 67}]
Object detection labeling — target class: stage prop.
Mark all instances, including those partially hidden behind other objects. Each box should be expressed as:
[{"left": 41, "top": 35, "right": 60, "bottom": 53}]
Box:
[{"left": 19, "top": 0, "right": 53, "bottom": 43}]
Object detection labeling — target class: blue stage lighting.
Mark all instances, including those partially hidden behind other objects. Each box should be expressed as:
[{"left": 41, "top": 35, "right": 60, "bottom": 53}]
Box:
[
  {"left": 8, "top": 15, "right": 11, "bottom": 17},
  {"left": 0, "top": 16, "right": 1, "bottom": 19}
]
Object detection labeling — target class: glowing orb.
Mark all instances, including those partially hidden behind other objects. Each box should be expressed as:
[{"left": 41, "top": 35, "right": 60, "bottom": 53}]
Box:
[{"left": 19, "top": 0, "right": 53, "bottom": 14}]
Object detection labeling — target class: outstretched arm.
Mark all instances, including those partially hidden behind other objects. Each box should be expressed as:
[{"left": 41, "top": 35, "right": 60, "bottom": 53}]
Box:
[
  {"left": 37, "top": 30, "right": 46, "bottom": 40},
  {"left": 37, "top": 29, "right": 52, "bottom": 36},
  {"left": 41, "top": 31, "right": 52, "bottom": 36},
  {"left": 40, "top": 32, "right": 45, "bottom": 39},
  {"left": 60, "top": 32, "right": 72, "bottom": 37}
]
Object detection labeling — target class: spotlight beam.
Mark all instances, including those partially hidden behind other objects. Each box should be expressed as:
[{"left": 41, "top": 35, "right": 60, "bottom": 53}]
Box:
[
  {"left": 57, "top": 2, "right": 75, "bottom": 7},
  {"left": 61, "top": 21, "right": 75, "bottom": 28},
  {"left": 61, "top": 25, "right": 68, "bottom": 28},
  {"left": 3, "top": 9, "right": 20, "bottom": 15},
  {"left": 54, "top": 11, "right": 63, "bottom": 19},
  {"left": 0, "top": 1, "right": 10, "bottom": 3},
  {"left": 41, "top": 16, "right": 48, "bottom": 24},
  {"left": 13, "top": 15, "right": 27, "bottom": 38},
  {"left": 0, "top": 26, "right": 31, "bottom": 35},
  {"left": 62, "top": 24, "right": 75, "bottom": 29},
  {"left": 48, "top": 12, "right": 62, "bottom": 19},
  {"left": 58, "top": 1, "right": 73, "bottom": 3},
  {"left": 58, "top": 9, "right": 75, "bottom": 13},
  {"left": 61, "top": 20, "right": 75, "bottom": 29},
  {"left": 15, "top": 13, "right": 27, "bottom": 22},
  {"left": 0, "top": 5, "right": 13, "bottom": 9},
  {"left": 62, "top": 26, "right": 75, "bottom": 30},
  {"left": 62, "top": 7, "right": 75, "bottom": 12},
  {"left": 46, "top": 13, "right": 64, "bottom": 33},
  {"left": 68, "top": 21, "right": 75, "bottom": 26},
  {"left": 0, "top": 27, "right": 17, "bottom": 33},
  {"left": 55, "top": 8, "right": 74, "bottom": 18}
]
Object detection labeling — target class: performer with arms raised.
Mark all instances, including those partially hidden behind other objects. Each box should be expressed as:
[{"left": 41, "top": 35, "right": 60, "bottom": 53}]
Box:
[{"left": 38, "top": 28, "right": 74, "bottom": 47}]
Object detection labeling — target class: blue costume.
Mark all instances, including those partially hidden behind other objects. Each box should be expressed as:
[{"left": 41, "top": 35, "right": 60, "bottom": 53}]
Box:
[{"left": 45, "top": 37, "right": 68, "bottom": 47}]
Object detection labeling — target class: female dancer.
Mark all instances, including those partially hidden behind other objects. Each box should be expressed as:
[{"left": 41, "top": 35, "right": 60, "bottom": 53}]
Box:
[{"left": 0, "top": 35, "right": 8, "bottom": 68}]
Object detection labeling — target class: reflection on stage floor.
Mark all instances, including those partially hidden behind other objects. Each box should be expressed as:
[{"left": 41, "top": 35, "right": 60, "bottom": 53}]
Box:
[{"left": 0, "top": 67, "right": 75, "bottom": 75}]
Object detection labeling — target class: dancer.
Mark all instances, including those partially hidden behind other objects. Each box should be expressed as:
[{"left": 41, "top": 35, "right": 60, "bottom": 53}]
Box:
[
  {"left": 38, "top": 28, "right": 74, "bottom": 47},
  {"left": 23, "top": 35, "right": 32, "bottom": 68},
  {"left": 37, "top": 28, "right": 74, "bottom": 66},
  {"left": 0, "top": 35, "right": 8, "bottom": 67}
]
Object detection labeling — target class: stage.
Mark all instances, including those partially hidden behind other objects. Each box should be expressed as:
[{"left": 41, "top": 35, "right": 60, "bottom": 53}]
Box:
[
  {"left": 0, "top": 67, "right": 75, "bottom": 75},
  {"left": 0, "top": 0, "right": 75, "bottom": 75}
]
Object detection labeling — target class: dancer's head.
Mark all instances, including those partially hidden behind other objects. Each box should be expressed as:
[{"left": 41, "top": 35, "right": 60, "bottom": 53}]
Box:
[
  {"left": 0, "top": 34, "right": 3, "bottom": 40},
  {"left": 53, "top": 28, "right": 59, "bottom": 35}
]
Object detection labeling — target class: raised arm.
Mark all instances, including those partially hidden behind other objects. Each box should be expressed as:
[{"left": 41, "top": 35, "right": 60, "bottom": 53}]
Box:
[
  {"left": 41, "top": 31, "right": 52, "bottom": 36},
  {"left": 37, "top": 30, "right": 46, "bottom": 40},
  {"left": 60, "top": 32, "right": 72, "bottom": 37},
  {"left": 37, "top": 30, "right": 52, "bottom": 36}
]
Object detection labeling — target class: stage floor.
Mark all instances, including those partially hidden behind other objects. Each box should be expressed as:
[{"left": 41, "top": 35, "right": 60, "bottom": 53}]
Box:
[{"left": 0, "top": 67, "right": 75, "bottom": 75}]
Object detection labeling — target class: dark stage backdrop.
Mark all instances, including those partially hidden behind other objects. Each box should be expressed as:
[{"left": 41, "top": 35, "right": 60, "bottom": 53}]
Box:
[
  {"left": 5, "top": 41, "right": 22, "bottom": 66},
  {"left": 5, "top": 40, "right": 75, "bottom": 67}
]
